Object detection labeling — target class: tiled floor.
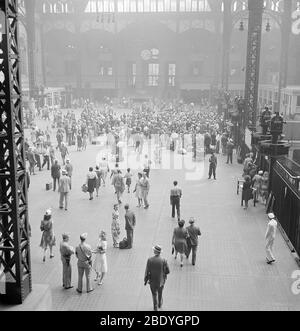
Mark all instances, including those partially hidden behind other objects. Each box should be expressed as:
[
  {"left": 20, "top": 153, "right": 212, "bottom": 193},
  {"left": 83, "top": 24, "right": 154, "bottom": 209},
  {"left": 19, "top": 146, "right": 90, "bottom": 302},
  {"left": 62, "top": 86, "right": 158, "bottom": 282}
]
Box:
[{"left": 12, "top": 118, "right": 300, "bottom": 311}]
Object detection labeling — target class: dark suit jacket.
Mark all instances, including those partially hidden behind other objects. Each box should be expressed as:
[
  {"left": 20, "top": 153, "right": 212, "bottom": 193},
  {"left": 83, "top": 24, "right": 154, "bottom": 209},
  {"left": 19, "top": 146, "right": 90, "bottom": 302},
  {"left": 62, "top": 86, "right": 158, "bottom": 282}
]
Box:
[
  {"left": 144, "top": 255, "right": 170, "bottom": 289},
  {"left": 186, "top": 225, "right": 201, "bottom": 246},
  {"left": 125, "top": 210, "right": 136, "bottom": 231}
]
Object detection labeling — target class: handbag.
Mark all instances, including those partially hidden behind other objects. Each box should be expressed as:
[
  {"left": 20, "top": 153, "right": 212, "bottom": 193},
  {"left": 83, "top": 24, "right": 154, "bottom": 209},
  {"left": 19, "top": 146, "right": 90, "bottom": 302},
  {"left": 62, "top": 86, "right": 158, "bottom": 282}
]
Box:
[
  {"left": 81, "top": 183, "right": 88, "bottom": 193},
  {"left": 79, "top": 245, "right": 92, "bottom": 266}
]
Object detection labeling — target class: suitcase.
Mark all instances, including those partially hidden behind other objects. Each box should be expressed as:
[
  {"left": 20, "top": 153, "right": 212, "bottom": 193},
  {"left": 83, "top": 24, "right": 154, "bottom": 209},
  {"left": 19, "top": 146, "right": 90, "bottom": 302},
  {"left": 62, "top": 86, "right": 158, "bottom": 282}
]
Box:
[
  {"left": 119, "top": 237, "right": 128, "bottom": 249},
  {"left": 46, "top": 182, "right": 52, "bottom": 191}
]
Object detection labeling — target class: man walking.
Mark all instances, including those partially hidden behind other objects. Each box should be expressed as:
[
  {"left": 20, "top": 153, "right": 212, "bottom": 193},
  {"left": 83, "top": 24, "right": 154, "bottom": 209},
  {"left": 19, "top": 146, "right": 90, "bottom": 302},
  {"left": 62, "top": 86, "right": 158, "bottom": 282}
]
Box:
[
  {"left": 27, "top": 147, "right": 36, "bottom": 175},
  {"left": 75, "top": 233, "right": 94, "bottom": 293},
  {"left": 60, "top": 142, "right": 69, "bottom": 165},
  {"left": 124, "top": 204, "right": 136, "bottom": 249},
  {"left": 51, "top": 159, "right": 61, "bottom": 191},
  {"left": 58, "top": 169, "right": 71, "bottom": 211},
  {"left": 144, "top": 245, "right": 170, "bottom": 311},
  {"left": 65, "top": 158, "right": 73, "bottom": 190},
  {"left": 265, "top": 213, "right": 277, "bottom": 264},
  {"left": 208, "top": 152, "right": 217, "bottom": 180},
  {"left": 226, "top": 139, "right": 234, "bottom": 164},
  {"left": 60, "top": 233, "right": 74, "bottom": 289},
  {"left": 141, "top": 172, "right": 150, "bottom": 209},
  {"left": 170, "top": 181, "right": 182, "bottom": 220},
  {"left": 186, "top": 217, "right": 201, "bottom": 265},
  {"left": 112, "top": 169, "right": 125, "bottom": 204}
]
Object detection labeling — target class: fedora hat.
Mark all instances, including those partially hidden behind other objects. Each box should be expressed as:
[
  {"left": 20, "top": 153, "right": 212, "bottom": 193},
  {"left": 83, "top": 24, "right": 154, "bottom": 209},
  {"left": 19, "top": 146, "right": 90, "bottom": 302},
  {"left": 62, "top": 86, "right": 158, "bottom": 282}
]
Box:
[{"left": 153, "top": 245, "right": 162, "bottom": 254}]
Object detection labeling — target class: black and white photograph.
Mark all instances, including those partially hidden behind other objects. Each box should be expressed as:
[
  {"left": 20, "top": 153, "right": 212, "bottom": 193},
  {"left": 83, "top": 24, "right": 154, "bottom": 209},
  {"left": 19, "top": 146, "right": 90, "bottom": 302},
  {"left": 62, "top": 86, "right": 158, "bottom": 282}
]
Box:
[{"left": 1, "top": 0, "right": 300, "bottom": 316}]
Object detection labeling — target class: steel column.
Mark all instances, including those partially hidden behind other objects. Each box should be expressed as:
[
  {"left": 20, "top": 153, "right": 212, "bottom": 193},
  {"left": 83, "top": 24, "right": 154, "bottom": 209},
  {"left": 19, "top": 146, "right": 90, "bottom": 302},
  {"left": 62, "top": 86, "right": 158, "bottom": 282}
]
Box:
[
  {"left": 277, "top": 0, "right": 292, "bottom": 112},
  {"left": 0, "top": 0, "right": 31, "bottom": 304},
  {"left": 244, "top": 0, "right": 264, "bottom": 130},
  {"left": 221, "top": 0, "right": 232, "bottom": 90},
  {"left": 24, "top": 0, "right": 36, "bottom": 99}
]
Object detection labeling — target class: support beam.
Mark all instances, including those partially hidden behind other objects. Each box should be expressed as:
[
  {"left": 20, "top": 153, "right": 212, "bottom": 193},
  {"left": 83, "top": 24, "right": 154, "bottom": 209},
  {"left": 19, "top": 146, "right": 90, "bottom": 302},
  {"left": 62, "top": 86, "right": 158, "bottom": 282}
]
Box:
[
  {"left": 24, "top": 0, "right": 36, "bottom": 99},
  {"left": 0, "top": 0, "right": 31, "bottom": 304},
  {"left": 244, "top": 0, "right": 264, "bottom": 130},
  {"left": 277, "top": 0, "right": 292, "bottom": 112},
  {"left": 221, "top": 0, "right": 232, "bottom": 90}
]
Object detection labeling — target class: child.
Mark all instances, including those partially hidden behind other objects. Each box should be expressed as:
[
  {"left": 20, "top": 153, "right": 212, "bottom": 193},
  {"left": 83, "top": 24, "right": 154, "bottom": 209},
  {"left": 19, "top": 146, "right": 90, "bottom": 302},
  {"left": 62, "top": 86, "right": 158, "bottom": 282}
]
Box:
[
  {"left": 124, "top": 168, "right": 133, "bottom": 193},
  {"left": 111, "top": 204, "right": 121, "bottom": 248}
]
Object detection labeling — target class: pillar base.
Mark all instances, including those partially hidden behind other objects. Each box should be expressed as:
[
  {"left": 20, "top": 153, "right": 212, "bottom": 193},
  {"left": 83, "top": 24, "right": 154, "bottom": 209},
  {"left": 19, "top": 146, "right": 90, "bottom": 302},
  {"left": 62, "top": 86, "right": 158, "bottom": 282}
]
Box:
[{"left": 0, "top": 284, "right": 52, "bottom": 311}]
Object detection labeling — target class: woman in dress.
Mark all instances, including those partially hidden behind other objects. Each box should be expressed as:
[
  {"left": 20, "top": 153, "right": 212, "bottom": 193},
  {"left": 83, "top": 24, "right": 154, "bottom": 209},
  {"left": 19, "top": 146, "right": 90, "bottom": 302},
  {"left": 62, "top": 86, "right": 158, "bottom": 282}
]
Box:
[
  {"left": 40, "top": 209, "right": 56, "bottom": 262},
  {"left": 95, "top": 166, "right": 101, "bottom": 197},
  {"left": 93, "top": 231, "right": 108, "bottom": 285},
  {"left": 242, "top": 175, "right": 252, "bottom": 210},
  {"left": 261, "top": 171, "right": 269, "bottom": 204},
  {"left": 133, "top": 172, "right": 143, "bottom": 207},
  {"left": 111, "top": 204, "right": 121, "bottom": 248},
  {"left": 86, "top": 167, "right": 97, "bottom": 200},
  {"left": 172, "top": 220, "right": 189, "bottom": 267},
  {"left": 252, "top": 170, "right": 263, "bottom": 203}
]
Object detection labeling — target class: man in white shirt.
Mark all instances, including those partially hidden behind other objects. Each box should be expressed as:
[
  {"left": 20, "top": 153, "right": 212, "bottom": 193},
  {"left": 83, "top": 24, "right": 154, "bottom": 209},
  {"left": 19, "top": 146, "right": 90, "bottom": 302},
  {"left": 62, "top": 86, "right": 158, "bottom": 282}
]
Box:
[{"left": 265, "top": 213, "right": 278, "bottom": 264}]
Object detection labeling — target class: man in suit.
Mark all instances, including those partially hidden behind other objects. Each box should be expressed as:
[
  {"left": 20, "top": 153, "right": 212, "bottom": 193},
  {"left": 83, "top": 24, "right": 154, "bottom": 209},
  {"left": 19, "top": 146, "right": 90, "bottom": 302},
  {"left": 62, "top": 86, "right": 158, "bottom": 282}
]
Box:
[
  {"left": 186, "top": 217, "right": 201, "bottom": 265},
  {"left": 170, "top": 181, "right": 182, "bottom": 220},
  {"left": 75, "top": 233, "right": 94, "bottom": 293},
  {"left": 124, "top": 204, "right": 136, "bottom": 249},
  {"left": 265, "top": 213, "right": 277, "bottom": 264},
  {"left": 112, "top": 169, "right": 125, "bottom": 204},
  {"left": 144, "top": 245, "right": 170, "bottom": 311},
  {"left": 58, "top": 169, "right": 71, "bottom": 210},
  {"left": 51, "top": 159, "right": 61, "bottom": 191},
  {"left": 226, "top": 139, "right": 234, "bottom": 164},
  {"left": 208, "top": 152, "right": 217, "bottom": 180},
  {"left": 60, "top": 233, "right": 74, "bottom": 289}
]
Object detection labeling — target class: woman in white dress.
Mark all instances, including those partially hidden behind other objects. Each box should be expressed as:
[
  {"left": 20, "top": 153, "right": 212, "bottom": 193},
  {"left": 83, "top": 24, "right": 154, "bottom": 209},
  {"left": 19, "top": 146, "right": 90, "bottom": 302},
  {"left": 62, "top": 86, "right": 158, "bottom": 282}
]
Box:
[
  {"left": 133, "top": 172, "right": 143, "bottom": 207},
  {"left": 93, "top": 231, "right": 108, "bottom": 285}
]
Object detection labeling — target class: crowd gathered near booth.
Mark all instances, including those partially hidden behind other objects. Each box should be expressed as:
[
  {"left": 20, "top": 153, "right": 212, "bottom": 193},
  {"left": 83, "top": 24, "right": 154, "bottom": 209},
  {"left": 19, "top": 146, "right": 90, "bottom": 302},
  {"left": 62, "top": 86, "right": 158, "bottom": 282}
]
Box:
[{"left": 22, "top": 96, "right": 272, "bottom": 310}]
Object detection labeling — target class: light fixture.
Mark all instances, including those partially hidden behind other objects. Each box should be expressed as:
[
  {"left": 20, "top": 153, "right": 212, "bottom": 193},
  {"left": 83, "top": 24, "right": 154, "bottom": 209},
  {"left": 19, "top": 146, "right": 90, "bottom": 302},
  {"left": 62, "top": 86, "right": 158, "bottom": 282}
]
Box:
[
  {"left": 266, "top": 19, "right": 271, "bottom": 32},
  {"left": 239, "top": 20, "right": 244, "bottom": 31}
]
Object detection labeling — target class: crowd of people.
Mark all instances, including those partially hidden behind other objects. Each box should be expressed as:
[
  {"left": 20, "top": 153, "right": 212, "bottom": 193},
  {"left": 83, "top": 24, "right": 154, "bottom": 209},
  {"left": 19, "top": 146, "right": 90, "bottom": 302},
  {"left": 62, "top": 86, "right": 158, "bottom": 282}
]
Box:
[{"left": 22, "top": 97, "right": 274, "bottom": 311}]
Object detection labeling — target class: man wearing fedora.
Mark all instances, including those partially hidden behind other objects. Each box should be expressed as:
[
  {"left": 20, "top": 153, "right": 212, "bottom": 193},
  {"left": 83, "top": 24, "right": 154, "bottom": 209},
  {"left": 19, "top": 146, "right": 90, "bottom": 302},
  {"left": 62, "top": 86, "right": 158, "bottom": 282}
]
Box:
[
  {"left": 265, "top": 213, "right": 277, "bottom": 264},
  {"left": 58, "top": 169, "right": 71, "bottom": 211},
  {"left": 124, "top": 204, "right": 136, "bottom": 249},
  {"left": 144, "top": 245, "right": 170, "bottom": 311},
  {"left": 60, "top": 233, "right": 74, "bottom": 289},
  {"left": 186, "top": 218, "right": 201, "bottom": 265},
  {"left": 75, "top": 233, "right": 94, "bottom": 293}
]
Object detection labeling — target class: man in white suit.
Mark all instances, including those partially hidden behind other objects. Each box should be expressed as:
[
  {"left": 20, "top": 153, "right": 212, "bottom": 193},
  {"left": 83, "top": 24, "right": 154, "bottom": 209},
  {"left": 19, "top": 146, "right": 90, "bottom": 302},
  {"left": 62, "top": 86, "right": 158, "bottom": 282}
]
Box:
[{"left": 265, "top": 213, "right": 277, "bottom": 264}]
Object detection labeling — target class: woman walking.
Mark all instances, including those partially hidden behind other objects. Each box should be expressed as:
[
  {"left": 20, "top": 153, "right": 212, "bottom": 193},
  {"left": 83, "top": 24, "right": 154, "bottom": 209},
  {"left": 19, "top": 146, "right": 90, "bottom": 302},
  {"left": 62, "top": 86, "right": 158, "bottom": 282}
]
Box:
[
  {"left": 93, "top": 231, "right": 108, "bottom": 285},
  {"left": 40, "top": 209, "right": 56, "bottom": 262},
  {"left": 261, "top": 171, "right": 269, "bottom": 204},
  {"left": 172, "top": 219, "right": 189, "bottom": 267},
  {"left": 95, "top": 166, "right": 101, "bottom": 197},
  {"left": 252, "top": 170, "right": 263, "bottom": 203},
  {"left": 111, "top": 204, "right": 121, "bottom": 248},
  {"left": 133, "top": 172, "right": 143, "bottom": 207},
  {"left": 86, "top": 167, "right": 97, "bottom": 200},
  {"left": 242, "top": 175, "right": 252, "bottom": 210}
]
